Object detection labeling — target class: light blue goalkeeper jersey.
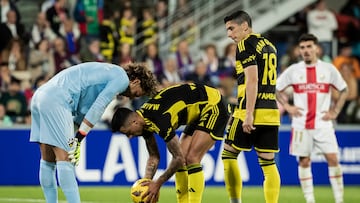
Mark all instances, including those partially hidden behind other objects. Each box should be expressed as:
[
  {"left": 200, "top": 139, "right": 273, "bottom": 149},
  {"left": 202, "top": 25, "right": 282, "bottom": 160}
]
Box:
[{"left": 37, "top": 62, "right": 129, "bottom": 125}]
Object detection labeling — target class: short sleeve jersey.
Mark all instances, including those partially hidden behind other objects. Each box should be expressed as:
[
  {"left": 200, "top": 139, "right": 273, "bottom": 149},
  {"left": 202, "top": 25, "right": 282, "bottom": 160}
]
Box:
[
  {"left": 276, "top": 60, "right": 347, "bottom": 129},
  {"left": 137, "top": 83, "right": 221, "bottom": 142},
  {"left": 233, "top": 34, "right": 280, "bottom": 126}
]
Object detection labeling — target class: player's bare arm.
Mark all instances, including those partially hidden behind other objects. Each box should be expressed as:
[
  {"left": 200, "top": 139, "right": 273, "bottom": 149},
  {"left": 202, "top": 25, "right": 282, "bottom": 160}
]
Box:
[
  {"left": 243, "top": 65, "right": 258, "bottom": 133},
  {"left": 275, "top": 90, "right": 303, "bottom": 117},
  {"left": 144, "top": 135, "right": 185, "bottom": 203},
  {"left": 322, "top": 87, "right": 349, "bottom": 121},
  {"left": 158, "top": 135, "right": 185, "bottom": 184},
  {"left": 144, "top": 135, "right": 160, "bottom": 179}
]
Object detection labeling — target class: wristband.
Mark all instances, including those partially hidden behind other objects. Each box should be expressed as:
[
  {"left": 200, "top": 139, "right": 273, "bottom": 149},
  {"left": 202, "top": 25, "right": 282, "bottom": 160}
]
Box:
[
  {"left": 79, "top": 122, "right": 92, "bottom": 135},
  {"left": 75, "top": 131, "right": 86, "bottom": 142}
]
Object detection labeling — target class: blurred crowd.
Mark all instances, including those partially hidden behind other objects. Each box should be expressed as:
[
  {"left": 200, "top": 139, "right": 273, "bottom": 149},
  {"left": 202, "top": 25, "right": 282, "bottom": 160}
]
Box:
[{"left": 0, "top": 0, "right": 359, "bottom": 126}]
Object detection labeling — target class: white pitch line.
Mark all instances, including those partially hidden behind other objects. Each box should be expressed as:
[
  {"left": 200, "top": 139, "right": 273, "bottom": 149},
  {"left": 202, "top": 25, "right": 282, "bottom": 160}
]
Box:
[{"left": 0, "top": 198, "right": 98, "bottom": 203}]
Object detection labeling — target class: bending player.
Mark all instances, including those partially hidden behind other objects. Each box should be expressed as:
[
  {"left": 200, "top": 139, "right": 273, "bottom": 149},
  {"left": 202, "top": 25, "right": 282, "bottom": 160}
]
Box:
[
  {"left": 30, "top": 62, "right": 158, "bottom": 203},
  {"left": 111, "top": 83, "right": 229, "bottom": 203}
]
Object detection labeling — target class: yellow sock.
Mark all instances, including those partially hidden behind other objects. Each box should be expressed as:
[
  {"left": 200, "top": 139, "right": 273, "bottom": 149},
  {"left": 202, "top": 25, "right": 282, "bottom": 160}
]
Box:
[
  {"left": 222, "top": 150, "right": 242, "bottom": 202},
  {"left": 259, "top": 157, "right": 281, "bottom": 203},
  {"left": 187, "top": 164, "right": 204, "bottom": 203},
  {"left": 175, "top": 167, "right": 188, "bottom": 203}
]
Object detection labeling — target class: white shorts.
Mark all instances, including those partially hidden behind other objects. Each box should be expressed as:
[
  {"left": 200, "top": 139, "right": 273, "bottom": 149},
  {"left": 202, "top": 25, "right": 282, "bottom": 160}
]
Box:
[{"left": 289, "top": 127, "right": 339, "bottom": 157}]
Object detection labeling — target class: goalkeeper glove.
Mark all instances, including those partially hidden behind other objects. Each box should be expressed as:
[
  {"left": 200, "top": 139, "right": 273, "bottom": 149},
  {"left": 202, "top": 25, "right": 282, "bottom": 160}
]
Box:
[{"left": 68, "top": 131, "right": 86, "bottom": 166}]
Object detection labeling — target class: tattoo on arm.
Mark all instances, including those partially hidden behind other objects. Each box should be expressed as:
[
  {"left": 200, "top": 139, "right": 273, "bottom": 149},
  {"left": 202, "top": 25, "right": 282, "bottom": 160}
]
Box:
[
  {"left": 157, "top": 136, "right": 184, "bottom": 184},
  {"left": 144, "top": 136, "right": 160, "bottom": 179}
]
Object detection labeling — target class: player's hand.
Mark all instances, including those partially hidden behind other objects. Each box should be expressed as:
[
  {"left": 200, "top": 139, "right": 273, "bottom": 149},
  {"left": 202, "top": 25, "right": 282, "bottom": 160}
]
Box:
[
  {"left": 68, "top": 137, "right": 81, "bottom": 166},
  {"left": 322, "top": 109, "right": 338, "bottom": 121},
  {"left": 142, "top": 180, "right": 160, "bottom": 203},
  {"left": 242, "top": 114, "right": 255, "bottom": 134},
  {"left": 286, "top": 105, "right": 303, "bottom": 118}
]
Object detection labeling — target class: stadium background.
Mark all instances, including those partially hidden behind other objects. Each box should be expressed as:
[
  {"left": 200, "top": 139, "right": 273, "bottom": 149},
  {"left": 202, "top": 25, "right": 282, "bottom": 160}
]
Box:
[{"left": 0, "top": 0, "right": 359, "bottom": 199}]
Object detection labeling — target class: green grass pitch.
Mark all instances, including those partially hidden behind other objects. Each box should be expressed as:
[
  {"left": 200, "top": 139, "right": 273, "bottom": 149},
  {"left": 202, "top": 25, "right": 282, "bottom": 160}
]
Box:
[{"left": 0, "top": 185, "right": 359, "bottom": 203}]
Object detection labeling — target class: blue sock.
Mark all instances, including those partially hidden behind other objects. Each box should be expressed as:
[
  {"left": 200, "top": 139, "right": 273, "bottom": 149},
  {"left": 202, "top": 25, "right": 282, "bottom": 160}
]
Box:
[
  {"left": 57, "top": 161, "right": 81, "bottom": 203},
  {"left": 39, "top": 159, "right": 58, "bottom": 203}
]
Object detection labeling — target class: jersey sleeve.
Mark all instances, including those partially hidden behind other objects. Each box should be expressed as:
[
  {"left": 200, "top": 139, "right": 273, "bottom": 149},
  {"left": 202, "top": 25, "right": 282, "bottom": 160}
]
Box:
[
  {"left": 85, "top": 68, "right": 129, "bottom": 125},
  {"left": 238, "top": 37, "right": 258, "bottom": 69},
  {"left": 276, "top": 66, "right": 292, "bottom": 91},
  {"left": 329, "top": 64, "right": 347, "bottom": 91}
]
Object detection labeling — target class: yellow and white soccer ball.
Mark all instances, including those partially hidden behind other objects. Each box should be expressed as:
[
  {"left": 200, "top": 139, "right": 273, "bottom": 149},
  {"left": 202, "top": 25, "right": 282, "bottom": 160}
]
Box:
[{"left": 130, "top": 178, "right": 150, "bottom": 203}]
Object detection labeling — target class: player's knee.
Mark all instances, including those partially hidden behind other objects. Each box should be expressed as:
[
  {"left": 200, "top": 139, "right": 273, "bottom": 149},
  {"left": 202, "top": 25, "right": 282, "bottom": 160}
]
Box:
[
  {"left": 185, "top": 153, "right": 200, "bottom": 165},
  {"left": 221, "top": 149, "right": 239, "bottom": 160},
  {"left": 258, "top": 156, "right": 275, "bottom": 167},
  {"left": 299, "top": 157, "right": 311, "bottom": 167}
]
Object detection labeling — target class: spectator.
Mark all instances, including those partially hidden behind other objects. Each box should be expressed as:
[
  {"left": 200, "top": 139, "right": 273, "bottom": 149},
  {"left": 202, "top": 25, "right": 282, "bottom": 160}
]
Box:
[
  {"left": 73, "top": 0, "right": 103, "bottom": 39},
  {"left": 59, "top": 18, "right": 81, "bottom": 55},
  {"left": 1, "top": 38, "right": 26, "bottom": 72},
  {"left": 158, "top": 56, "right": 182, "bottom": 88},
  {"left": 307, "top": 0, "right": 338, "bottom": 58},
  {"left": 40, "top": 0, "right": 55, "bottom": 13},
  {"left": 28, "top": 39, "right": 55, "bottom": 83},
  {"left": 280, "top": 44, "right": 301, "bottom": 73},
  {"left": 218, "top": 42, "right": 236, "bottom": 77},
  {"left": 53, "top": 37, "right": 79, "bottom": 73},
  {"left": 341, "top": 0, "right": 360, "bottom": 21},
  {"left": 118, "top": 6, "right": 136, "bottom": 45},
  {"left": 340, "top": 0, "right": 360, "bottom": 58},
  {"left": 0, "top": 76, "right": 27, "bottom": 123},
  {"left": 333, "top": 43, "right": 360, "bottom": 79},
  {"left": 0, "top": 9, "right": 26, "bottom": 53},
  {"left": 79, "top": 38, "right": 105, "bottom": 62},
  {"left": 118, "top": 42, "right": 133, "bottom": 66},
  {"left": 23, "top": 75, "right": 49, "bottom": 111},
  {"left": 317, "top": 44, "right": 332, "bottom": 63},
  {"left": 0, "top": 62, "right": 13, "bottom": 92},
  {"left": 99, "top": 9, "right": 118, "bottom": 63},
  {"left": 201, "top": 43, "right": 220, "bottom": 85},
  {"left": 137, "top": 7, "right": 157, "bottom": 47},
  {"left": 0, "top": 103, "right": 12, "bottom": 126},
  {"left": 335, "top": 12, "right": 360, "bottom": 44},
  {"left": 46, "top": 0, "right": 69, "bottom": 36},
  {"left": 154, "top": 0, "right": 168, "bottom": 45},
  {"left": 141, "top": 43, "right": 163, "bottom": 79},
  {"left": 0, "top": 0, "right": 21, "bottom": 23},
  {"left": 175, "top": 39, "right": 194, "bottom": 79},
  {"left": 333, "top": 62, "right": 359, "bottom": 123},
  {"left": 185, "top": 60, "right": 214, "bottom": 87},
  {"left": 29, "top": 12, "right": 56, "bottom": 48}
]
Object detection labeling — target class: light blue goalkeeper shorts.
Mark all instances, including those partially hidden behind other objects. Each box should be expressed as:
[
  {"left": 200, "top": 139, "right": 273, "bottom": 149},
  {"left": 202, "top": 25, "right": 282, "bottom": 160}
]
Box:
[{"left": 30, "top": 87, "right": 74, "bottom": 151}]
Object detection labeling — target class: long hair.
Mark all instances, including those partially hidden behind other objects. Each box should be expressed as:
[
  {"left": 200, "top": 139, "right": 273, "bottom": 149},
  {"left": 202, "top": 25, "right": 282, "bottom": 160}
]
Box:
[{"left": 123, "top": 62, "right": 159, "bottom": 96}]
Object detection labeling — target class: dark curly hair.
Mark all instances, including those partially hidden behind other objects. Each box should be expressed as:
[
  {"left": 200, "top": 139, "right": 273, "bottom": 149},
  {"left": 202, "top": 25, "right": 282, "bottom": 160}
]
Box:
[{"left": 123, "top": 62, "right": 159, "bottom": 97}]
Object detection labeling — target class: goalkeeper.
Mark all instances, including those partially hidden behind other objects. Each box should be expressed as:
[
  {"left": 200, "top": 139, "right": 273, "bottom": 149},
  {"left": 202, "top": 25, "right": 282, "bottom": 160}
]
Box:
[
  {"left": 29, "top": 62, "right": 157, "bottom": 203},
  {"left": 111, "top": 83, "right": 230, "bottom": 203}
]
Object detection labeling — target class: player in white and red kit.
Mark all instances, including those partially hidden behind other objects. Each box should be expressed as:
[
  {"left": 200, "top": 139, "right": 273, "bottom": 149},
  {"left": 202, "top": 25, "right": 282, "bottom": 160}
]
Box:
[{"left": 276, "top": 34, "right": 348, "bottom": 203}]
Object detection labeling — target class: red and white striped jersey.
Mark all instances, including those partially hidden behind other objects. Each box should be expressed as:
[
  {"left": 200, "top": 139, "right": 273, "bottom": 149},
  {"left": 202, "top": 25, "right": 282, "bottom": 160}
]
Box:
[{"left": 276, "top": 60, "right": 347, "bottom": 129}]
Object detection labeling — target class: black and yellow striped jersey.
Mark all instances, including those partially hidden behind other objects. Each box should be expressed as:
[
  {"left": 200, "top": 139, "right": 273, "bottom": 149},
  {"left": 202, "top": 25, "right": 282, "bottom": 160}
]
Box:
[
  {"left": 234, "top": 33, "right": 280, "bottom": 126},
  {"left": 136, "top": 83, "right": 221, "bottom": 142}
]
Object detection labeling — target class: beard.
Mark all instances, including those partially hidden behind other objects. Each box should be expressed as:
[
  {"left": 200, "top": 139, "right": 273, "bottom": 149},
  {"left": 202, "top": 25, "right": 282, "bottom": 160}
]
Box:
[{"left": 304, "top": 59, "right": 312, "bottom": 65}]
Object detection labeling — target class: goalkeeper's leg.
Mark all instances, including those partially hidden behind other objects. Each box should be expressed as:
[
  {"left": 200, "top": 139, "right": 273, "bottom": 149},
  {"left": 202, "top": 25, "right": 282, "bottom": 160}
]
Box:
[
  {"left": 53, "top": 145, "right": 80, "bottom": 203},
  {"left": 39, "top": 159, "right": 58, "bottom": 202},
  {"left": 57, "top": 161, "right": 81, "bottom": 203}
]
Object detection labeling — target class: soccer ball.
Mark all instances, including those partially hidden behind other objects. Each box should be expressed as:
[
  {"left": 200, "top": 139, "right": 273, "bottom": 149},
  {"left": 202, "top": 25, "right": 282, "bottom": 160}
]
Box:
[{"left": 130, "top": 178, "right": 150, "bottom": 203}]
